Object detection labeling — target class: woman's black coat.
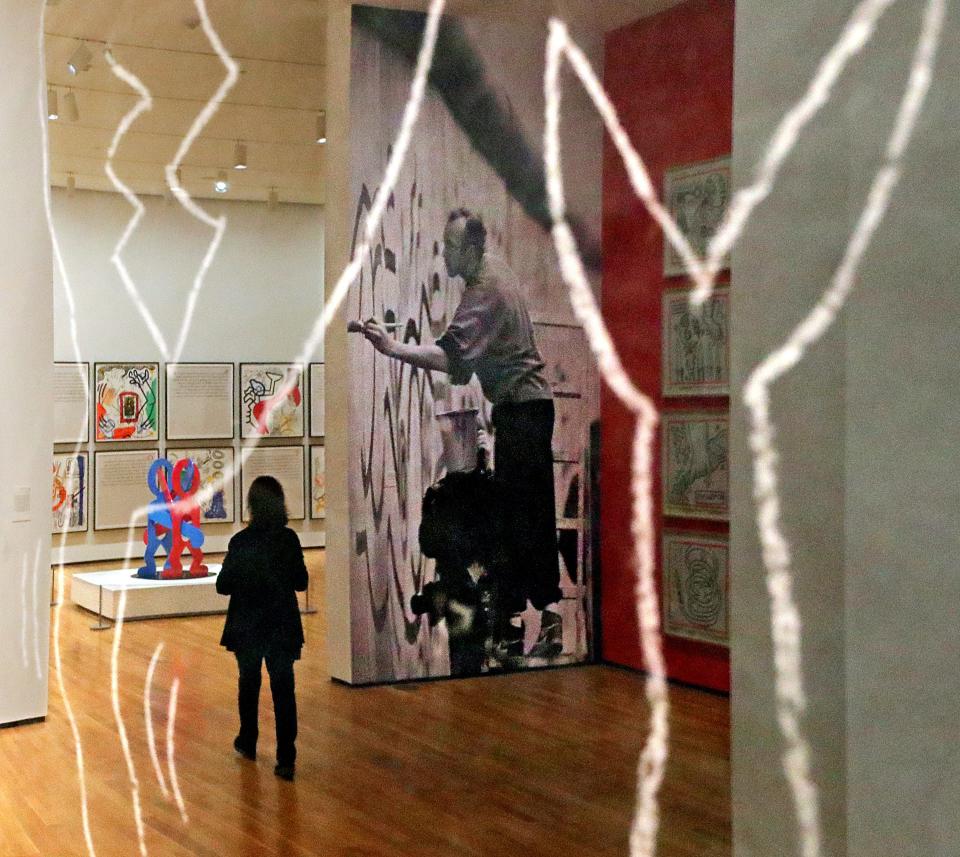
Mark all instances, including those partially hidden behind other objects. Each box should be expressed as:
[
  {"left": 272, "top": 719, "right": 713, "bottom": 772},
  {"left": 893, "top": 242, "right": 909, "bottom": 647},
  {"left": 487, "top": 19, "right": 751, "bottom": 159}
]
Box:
[{"left": 216, "top": 524, "right": 308, "bottom": 658}]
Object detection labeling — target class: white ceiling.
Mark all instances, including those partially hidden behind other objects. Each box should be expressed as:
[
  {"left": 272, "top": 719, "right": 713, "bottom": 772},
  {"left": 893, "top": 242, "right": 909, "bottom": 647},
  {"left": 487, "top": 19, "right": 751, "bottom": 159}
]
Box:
[
  {"left": 44, "top": 0, "right": 670, "bottom": 205},
  {"left": 44, "top": 0, "right": 327, "bottom": 204}
]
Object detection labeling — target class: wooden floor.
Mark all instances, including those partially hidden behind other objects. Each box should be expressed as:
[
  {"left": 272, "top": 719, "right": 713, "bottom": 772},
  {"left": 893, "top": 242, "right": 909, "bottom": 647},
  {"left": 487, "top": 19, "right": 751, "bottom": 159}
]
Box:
[{"left": 0, "top": 550, "right": 730, "bottom": 857}]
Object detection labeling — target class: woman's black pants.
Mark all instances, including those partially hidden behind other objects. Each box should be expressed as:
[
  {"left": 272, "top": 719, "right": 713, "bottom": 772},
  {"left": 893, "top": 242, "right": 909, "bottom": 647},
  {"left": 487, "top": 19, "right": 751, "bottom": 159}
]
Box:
[{"left": 235, "top": 643, "right": 298, "bottom": 767}]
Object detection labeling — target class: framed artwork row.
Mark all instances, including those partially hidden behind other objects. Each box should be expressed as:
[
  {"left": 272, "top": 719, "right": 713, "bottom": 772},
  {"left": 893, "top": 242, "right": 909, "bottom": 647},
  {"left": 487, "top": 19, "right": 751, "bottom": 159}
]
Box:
[
  {"left": 663, "top": 155, "right": 731, "bottom": 278},
  {"left": 662, "top": 530, "right": 729, "bottom": 646},
  {"left": 56, "top": 443, "right": 325, "bottom": 534},
  {"left": 54, "top": 361, "right": 327, "bottom": 445},
  {"left": 662, "top": 288, "right": 729, "bottom": 397},
  {"left": 661, "top": 410, "right": 729, "bottom": 521}
]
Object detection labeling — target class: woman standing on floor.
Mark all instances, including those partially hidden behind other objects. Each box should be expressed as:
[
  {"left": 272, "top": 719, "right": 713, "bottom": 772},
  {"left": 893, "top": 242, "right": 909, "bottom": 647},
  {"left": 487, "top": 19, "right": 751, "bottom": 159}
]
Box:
[{"left": 216, "top": 475, "right": 308, "bottom": 781}]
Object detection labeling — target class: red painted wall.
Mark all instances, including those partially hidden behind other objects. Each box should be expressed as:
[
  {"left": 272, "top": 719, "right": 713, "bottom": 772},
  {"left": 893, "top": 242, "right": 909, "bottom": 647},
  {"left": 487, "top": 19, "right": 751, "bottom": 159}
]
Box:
[{"left": 600, "top": 0, "right": 734, "bottom": 692}]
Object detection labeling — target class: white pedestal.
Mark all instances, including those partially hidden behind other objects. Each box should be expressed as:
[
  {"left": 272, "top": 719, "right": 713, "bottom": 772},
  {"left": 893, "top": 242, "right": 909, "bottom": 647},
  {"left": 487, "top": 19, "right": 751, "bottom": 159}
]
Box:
[{"left": 71, "top": 564, "right": 227, "bottom": 621}]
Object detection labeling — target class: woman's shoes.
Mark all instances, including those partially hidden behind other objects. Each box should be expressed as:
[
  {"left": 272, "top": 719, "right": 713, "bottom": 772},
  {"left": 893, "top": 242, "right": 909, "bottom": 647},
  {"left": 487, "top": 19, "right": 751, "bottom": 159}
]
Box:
[
  {"left": 274, "top": 764, "right": 295, "bottom": 781},
  {"left": 233, "top": 736, "right": 257, "bottom": 761}
]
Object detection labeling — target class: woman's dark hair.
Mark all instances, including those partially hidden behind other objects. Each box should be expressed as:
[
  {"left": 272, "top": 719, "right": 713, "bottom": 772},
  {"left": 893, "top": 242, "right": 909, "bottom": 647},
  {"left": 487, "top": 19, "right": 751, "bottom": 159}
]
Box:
[{"left": 247, "top": 475, "right": 288, "bottom": 528}]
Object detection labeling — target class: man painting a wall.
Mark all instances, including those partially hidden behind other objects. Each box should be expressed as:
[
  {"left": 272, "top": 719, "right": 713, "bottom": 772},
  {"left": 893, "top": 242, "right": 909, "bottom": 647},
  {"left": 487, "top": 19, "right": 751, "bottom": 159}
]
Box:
[{"left": 360, "top": 208, "right": 563, "bottom": 663}]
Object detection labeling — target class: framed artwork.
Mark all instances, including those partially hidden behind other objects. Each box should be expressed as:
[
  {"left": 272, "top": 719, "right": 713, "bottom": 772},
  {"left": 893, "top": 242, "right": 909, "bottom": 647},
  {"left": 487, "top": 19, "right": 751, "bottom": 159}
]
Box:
[
  {"left": 165, "top": 363, "right": 235, "bottom": 440},
  {"left": 53, "top": 362, "right": 90, "bottom": 444},
  {"left": 662, "top": 530, "right": 729, "bottom": 645},
  {"left": 240, "top": 446, "right": 305, "bottom": 521},
  {"left": 52, "top": 452, "right": 89, "bottom": 534},
  {"left": 309, "top": 363, "right": 325, "bottom": 438},
  {"left": 663, "top": 156, "right": 731, "bottom": 277},
  {"left": 165, "top": 447, "right": 235, "bottom": 524},
  {"left": 94, "top": 362, "right": 159, "bottom": 442},
  {"left": 239, "top": 363, "right": 304, "bottom": 439},
  {"left": 662, "top": 410, "right": 729, "bottom": 520},
  {"left": 310, "top": 445, "right": 326, "bottom": 519},
  {"left": 94, "top": 449, "right": 159, "bottom": 531},
  {"left": 662, "top": 287, "right": 730, "bottom": 396}
]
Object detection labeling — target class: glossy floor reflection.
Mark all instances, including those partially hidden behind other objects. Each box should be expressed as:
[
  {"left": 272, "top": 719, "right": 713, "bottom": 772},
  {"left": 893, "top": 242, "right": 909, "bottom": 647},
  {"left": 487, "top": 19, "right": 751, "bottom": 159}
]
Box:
[{"left": 0, "top": 549, "right": 730, "bottom": 856}]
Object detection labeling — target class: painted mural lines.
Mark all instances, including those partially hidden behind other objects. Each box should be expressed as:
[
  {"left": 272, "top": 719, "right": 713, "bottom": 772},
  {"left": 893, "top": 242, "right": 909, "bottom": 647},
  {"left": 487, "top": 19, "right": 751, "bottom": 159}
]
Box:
[{"left": 253, "top": 0, "right": 447, "bottom": 437}]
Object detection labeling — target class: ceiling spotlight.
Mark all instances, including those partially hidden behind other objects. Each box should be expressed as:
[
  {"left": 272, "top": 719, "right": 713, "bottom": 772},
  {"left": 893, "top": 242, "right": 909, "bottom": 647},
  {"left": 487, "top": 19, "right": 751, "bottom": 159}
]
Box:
[
  {"left": 67, "top": 42, "right": 93, "bottom": 75},
  {"left": 214, "top": 170, "right": 229, "bottom": 194},
  {"left": 63, "top": 90, "right": 79, "bottom": 122},
  {"left": 47, "top": 87, "right": 59, "bottom": 120},
  {"left": 233, "top": 140, "right": 247, "bottom": 170},
  {"left": 66, "top": 173, "right": 76, "bottom": 197},
  {"left": 267, "top": 187, "right": 278, "bottom": 211},
  {"left": 315, "top": 111, "right": 326, "bottom": 144}
]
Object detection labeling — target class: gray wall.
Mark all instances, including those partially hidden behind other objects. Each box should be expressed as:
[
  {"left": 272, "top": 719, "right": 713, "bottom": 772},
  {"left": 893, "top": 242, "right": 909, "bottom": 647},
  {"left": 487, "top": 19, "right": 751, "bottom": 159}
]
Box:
[
  {"left": 0, "top": 0, "right": 53, "bottom": 725},
  {"left": 731, "top": 1, "right": 959, "bottom": 855}
]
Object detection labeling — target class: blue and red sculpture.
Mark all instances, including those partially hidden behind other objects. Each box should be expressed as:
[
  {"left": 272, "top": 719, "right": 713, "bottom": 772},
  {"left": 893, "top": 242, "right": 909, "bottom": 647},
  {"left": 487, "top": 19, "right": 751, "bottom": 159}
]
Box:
[{"left": 137, "top": 457, "right": 209, "bottom": 580}]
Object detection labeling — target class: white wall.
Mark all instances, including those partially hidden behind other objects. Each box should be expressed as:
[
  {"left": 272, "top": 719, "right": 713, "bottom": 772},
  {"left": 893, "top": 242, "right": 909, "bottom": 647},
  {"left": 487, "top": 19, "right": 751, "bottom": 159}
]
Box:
[
  {"left": 50, "top": 188, "right": 326, "bottom": 561},
  {"left": 731, "top": 1, "right": 960, "bottom": 854},
  {"left": 0, "top": 0, "right": 52, "bottom": 725}
]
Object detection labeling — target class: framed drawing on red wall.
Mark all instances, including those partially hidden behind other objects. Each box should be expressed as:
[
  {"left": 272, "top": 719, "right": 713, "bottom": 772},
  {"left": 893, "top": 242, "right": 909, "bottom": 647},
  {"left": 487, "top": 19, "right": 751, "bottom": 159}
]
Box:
[
  {"left": 662, "top": 530, "right": 729, "bottom": 646},
  {"left": 662, "top": 410, "right": 729, "bottom": 520},
  {"left": 663, "top": 156, "right": 731, "bottom": 277},
  {"left": 662, "top": 287, "right": 729, "bottom": 396}
]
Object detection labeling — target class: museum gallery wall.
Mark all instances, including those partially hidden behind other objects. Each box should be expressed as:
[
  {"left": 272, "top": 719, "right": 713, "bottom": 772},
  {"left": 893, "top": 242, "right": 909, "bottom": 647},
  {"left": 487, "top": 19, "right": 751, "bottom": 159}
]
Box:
[
  {"left": 50, "top": 192, "right": 326, "bottom": 561},
  {"left": 347, "top": 7, "right": 601, "bottom": 683},
  {"left": 601, "top": 0, "right": 734, "bottom": 692}
]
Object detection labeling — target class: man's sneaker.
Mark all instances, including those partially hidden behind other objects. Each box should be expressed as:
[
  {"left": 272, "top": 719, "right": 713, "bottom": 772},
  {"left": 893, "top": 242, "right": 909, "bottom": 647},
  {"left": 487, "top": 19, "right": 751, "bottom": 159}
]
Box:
[
  {"left": 274, "top": 764, "right": 295, "bottom": 781},
  {"left": 494, "top": 617, "right": 526, "bottom": 671},
  {"left": 527, "top": 609, "right": 563, "bottom": 660},
  {"left": 233, "top": 736, "right": 256, "bottom": 761}
]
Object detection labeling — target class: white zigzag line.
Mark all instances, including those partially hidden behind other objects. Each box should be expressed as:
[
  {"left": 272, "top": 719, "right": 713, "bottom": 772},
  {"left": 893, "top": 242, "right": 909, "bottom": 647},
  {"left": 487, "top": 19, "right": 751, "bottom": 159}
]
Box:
[
  {"left": 144, "top": 643, "right": 170, "bottom": 799},
  {"left": 39, "top": 1, "right": 97, "bottom": 852},
  {"left": 103, "top": 53, "right": 168, "bottom": 358},
  {"left": 252, "top": 0, "right": 446, "bottom": 440},
  {"left": 111, "top": 588, "right": 148, "bottom": 856},
  {"left": 545, "top": 1, "right": 944, "bottom": 854},
  {"left": 167, "top": 678, "right": 188, "bottom": 823},
  {"left": 167, "top": 0, "right": 238, "bottom": 365},
  {"left": 743, "top": 3, "right": 944, "bottom": 855},
  {"left": 544, "top": 23, "right": 667, "bottom": 857}
]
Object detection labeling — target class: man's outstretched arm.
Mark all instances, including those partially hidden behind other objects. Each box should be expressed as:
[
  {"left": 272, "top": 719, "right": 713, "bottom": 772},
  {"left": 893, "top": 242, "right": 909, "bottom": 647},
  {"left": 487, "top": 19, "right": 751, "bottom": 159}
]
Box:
[{"left": 362, "top": 319, "right": 450, "bottom": 373}]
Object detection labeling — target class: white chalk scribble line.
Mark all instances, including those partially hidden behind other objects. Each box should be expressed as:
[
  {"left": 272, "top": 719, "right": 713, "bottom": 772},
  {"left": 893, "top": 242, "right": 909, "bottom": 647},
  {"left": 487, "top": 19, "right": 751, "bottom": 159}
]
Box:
[
  {"left": 166, "top": 0, "right": 239, "bottom": 365},
  {"left": 544, "top": 22, "right": 667, "bottom": 857},
  {"left": 111, "top": 588, "right": 148, "bottom": 856},
  {"left": 545, "top": 0, "right": 943, "bottom": 854},
  {"left": 167, "top": 678, "right": 189, "bottom": 824},
  {"left": 256, "top": 0, "right": 447, "bottom": 432},
  {"left": 103, "top": 52, "right": 168, "bottom": 358},
  {"left": 145, "top": 643, "right": 170, "bottom": 799},
  {"left": 40, "top": 0, "right": 97, "bottom": 851},
  {"left": 697, "top": 0, "right": 904, "bottom": 307},
  {"left": 32, "top": 539, "right": 43, "bottom": 680},
  {"left": 743, "top": 2, "right": 944, "bottom": 856},
  {"left": 20, "top": 553, "right": 29, "bottom": 671}
]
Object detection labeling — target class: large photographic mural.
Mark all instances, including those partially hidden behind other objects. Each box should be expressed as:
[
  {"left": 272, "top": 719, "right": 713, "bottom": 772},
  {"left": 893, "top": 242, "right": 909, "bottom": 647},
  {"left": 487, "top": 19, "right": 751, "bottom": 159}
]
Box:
[{"left": 348, "top": 9, "right": 600, "bottom": 683}]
